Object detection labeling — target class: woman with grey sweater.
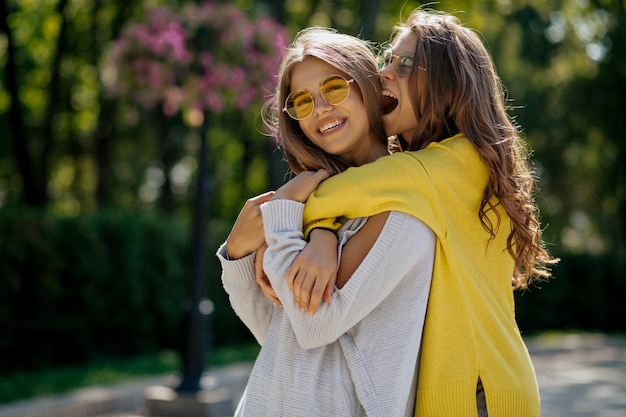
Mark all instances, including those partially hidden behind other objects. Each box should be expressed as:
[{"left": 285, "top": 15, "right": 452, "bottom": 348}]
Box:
[{"left": 217, "top": 27, "right": 434, "bottom": 416}]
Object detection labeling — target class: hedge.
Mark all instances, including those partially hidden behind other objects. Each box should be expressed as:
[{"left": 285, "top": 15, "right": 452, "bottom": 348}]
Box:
[
  {"left": 515, "top": 250, "right": 626, "bottom": 334},
  {"left": 0, "top": 208, "right": 253, "bottom": 374},
  {"left": 1, "top": 208, "right": 624, "bottom": 374}
]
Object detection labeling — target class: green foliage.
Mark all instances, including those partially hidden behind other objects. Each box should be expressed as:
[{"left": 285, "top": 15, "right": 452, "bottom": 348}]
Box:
[
  {"left": 1, "top": 0, "right": 625, "bottom": 396},
  {"left": 0, "top": 208, "right": 187, "bottom": 373},
  {"left": 2, "top": 0, "right": 624, "bottom": 254},
  {"left": 516, "top": 251, "right": 626, "bottom": 333},
  {"left": 0, "top": 206, "right": 258, "bottom": 376}
]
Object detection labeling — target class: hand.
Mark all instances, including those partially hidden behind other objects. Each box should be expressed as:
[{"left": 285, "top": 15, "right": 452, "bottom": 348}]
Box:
[
  {"left": 272, "top": 170, "right": 330, "bottom": 202},
  {"left": 255, "top": 242, "right": 282, "bottom": 306},
  {"left": 226, "top": 191, "right": 275, "bottom": 259},
  {"left": 288, "top": 228, "right": 338, "bottom": 314}
]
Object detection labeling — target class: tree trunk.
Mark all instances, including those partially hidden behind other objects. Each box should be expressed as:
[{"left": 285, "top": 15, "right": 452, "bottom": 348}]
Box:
[
  {"left": 94, "top": 0, "right": 135, "bottom": 207},
  {"left": 257, "top": 0, "right": 289, "bottom": 188},
  {"left": 94, "top": 100, "right": 115, "bottom": 206},
  {"left": 0, "top": 0, "right": 45, "bottom": 205},
  {"left": 157, "top": 108, "right": 175, "bottom": 214},
  {"left": 37, "top": 0, "right": 69, "bottom": 208}
]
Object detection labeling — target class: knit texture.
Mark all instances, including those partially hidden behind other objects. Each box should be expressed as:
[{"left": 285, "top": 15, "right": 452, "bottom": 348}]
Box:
[
  {"left": 302, "top": 134, "right": 540, "bottom": 417},
  {"left": 218, "top": 203, "right": 435, "bottom": 416}
]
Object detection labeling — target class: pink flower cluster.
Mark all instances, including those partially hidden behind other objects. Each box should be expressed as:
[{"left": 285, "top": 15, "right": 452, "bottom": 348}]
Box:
[{"left": 102, "top": 2, "right": 287, "bottom": 120}]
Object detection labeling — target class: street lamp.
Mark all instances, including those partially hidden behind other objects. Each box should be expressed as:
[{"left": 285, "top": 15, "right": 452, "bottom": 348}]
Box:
[{"left": 177, "top": 112, "right": 212, "bottom": 393}]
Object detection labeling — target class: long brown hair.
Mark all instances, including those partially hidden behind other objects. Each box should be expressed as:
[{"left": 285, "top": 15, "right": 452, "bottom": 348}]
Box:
[
  {"left": 263, "top": 27, "right": 387, "bottom": 176},
  {"left": 397, "top": 9, "right": 557, "bottom": 288}
]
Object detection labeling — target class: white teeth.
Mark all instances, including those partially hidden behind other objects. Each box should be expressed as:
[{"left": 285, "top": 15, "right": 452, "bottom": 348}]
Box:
[
  {"left": 319, "top": 119, "right": 344, "bottom": 133},
  {"left": 382, "top": 89, "right": 397, "bottom": 99}
]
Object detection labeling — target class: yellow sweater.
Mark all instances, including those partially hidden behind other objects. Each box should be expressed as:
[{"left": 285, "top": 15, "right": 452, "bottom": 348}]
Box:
[{"left": 303, "top": 134, "right": 540, "bottom": 417}]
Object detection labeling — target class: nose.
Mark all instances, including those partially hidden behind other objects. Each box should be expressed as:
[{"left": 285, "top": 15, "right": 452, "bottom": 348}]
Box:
[
  {"left": 379, "top": 64, "right": 394, "bottom": 80},
  {"left": 311, "top": 91, "right": 332, "bottom": 118}
]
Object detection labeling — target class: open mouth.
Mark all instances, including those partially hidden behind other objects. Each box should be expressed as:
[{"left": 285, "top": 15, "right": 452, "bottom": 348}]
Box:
[
  {"left": 381, "top": 90, "right": 398, "bottom": 115},
  {"left": 318, "top": 119, "right": 345, "bottom": 134}
]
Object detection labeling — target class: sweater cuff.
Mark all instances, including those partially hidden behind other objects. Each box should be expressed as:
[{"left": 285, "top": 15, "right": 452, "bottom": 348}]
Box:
[
  {"left": 303, "top": 218, "right": 344, "bottom": 239},
  {"left": 260, "top": 199, "right": 305, "bottom": 234},
  {"left": 216, "top": 242, "right": 256, "bottom": 283}
]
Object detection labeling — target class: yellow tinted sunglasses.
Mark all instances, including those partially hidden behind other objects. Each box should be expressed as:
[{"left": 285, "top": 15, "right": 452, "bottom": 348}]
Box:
[{"left": 283, "top": 74, "right": 355, "bottom": 120}]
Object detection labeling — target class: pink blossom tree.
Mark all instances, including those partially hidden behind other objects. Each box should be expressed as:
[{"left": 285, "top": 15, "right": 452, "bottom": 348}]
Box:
[
  {"left": 102, "top": 2, "right": 287, "bottom": 124},
  {"left": 101, "top": 2, "right": 287, "bottom": 214}
]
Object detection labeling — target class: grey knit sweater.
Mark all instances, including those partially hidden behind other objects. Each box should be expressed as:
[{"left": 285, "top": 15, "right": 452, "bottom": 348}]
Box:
[{"left": 217, "top": 199, "right": 434, "bottom": 416}]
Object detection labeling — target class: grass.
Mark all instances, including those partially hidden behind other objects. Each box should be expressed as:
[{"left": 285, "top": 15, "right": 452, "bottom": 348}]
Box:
[{"left": 0, "top": 343, "right": 260, "bottom": 406}]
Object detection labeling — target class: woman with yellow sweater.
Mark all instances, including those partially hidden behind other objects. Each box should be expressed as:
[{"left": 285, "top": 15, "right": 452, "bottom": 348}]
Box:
[
  {"left": 219, "top": 27, "right": 436, "bottom": 416},
  {"left": 285, "top": 9, "right": 558, "bottom": 417}
]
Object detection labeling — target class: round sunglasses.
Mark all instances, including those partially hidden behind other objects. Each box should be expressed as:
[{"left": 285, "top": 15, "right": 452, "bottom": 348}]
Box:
[
  {"left": 283, "top": 74, "right": 355, "bottom": 120},
  {"left": 378, "top": 46, "right": 414, "bottom": 78}
]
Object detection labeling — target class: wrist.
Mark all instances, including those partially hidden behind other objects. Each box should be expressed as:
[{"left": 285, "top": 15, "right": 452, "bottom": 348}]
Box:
[
  {"left": 270, "top": 192, "right": 300, "bottom": 202},
  {"left": 225, "top": 240, "right": 253, "bottom": 260},
  {"left": 309, "top": 227, "right": 338, "bottom": 242},
  {"left": 310, "top": 227, "right": 336, "bottom": 235}
]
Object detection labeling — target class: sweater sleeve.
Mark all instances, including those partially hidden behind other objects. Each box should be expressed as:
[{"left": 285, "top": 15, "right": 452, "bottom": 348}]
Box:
[
  {"left": 216, "top": 243, "right": 274, "bottom": 345},
  {"left": 302, "top": 134, "right": 477, "bottom": 238},
  {"left": 261, "top": 199, "right": 435, "bottom": 350},
  {"left": 302, "top": 150, "right": 445, "bottom": 239}
]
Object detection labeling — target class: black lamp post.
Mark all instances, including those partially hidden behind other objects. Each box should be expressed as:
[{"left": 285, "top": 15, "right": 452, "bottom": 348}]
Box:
[{"left": 177, "top": 112, "right": 212, "bottom": 393}]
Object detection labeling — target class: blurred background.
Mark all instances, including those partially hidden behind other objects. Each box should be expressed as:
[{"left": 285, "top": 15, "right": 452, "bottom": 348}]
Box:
[{"left": 0, "top": 0, "right": 624, "bottom": 406}]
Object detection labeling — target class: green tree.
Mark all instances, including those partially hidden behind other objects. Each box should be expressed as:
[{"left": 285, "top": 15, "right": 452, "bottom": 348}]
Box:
[{"left": 1, "top": 0, "right": 625, "bottom": 326}]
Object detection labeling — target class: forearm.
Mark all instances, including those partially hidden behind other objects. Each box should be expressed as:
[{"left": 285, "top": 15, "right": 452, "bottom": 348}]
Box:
[
  {"left": 216, "top": 243, "right": 274, "bottom": 344},
  {"left": 225, "top": 235, "right": 260, "bottom": 260},
  {"left": 302, "top": 151, "right": 431, "bottom": 237},
  {"left": 262, "top": 202, "right": 432, "bottom": 349}
]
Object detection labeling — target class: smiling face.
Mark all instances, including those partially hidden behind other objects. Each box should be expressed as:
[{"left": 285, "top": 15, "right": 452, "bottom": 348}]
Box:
[
  {"left": 380, "top": 31, "right": 420, "bottom": 143},
  {"left": 289, "top": 56, "right": 386, "bottom": 167}
]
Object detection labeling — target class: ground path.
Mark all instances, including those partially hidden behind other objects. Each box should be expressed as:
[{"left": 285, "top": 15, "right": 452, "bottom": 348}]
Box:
[{"left": 1, "top": 332, "right": 624, "bottom": 417}]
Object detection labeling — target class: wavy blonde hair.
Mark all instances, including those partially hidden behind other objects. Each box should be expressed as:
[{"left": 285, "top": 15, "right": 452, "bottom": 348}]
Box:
[
  {"left": 263, "top": 27, "right": 387, "bottom": 176},
  {"left": 396, "top": 9, "right": 557, "bottom": 288}
]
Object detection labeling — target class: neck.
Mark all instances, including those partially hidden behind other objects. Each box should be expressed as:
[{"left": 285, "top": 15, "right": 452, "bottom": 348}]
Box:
[
  {"left": 358, "top": 142, "right": 389, "bottom": 166},
  {"left": 372, "top": 143, "right": 391, "bottom": 160}
]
